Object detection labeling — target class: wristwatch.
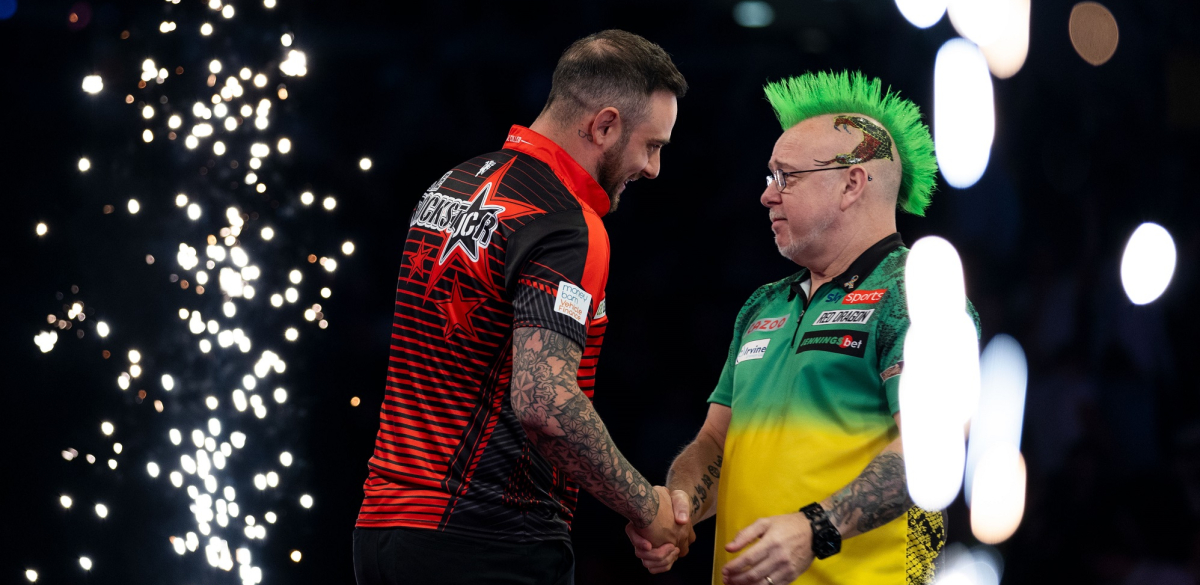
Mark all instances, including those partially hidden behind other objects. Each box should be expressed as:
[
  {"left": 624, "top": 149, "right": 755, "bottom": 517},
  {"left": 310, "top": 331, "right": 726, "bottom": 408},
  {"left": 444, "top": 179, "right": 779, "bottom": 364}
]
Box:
[{"left": 800, "top": 503, "right": 842, "bottom": 559}]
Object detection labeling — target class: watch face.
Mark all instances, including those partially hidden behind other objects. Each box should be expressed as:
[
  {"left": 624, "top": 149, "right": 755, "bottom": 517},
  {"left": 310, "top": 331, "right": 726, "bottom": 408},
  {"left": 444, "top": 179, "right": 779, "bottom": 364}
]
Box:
[{"left": 814, "top": 527, "right": 841, "bottom": 558}]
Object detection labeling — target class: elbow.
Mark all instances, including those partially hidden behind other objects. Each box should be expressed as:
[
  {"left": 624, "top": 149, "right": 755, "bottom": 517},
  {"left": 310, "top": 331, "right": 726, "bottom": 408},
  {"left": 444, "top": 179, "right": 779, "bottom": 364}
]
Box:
[{"left": 509, "top": 386, "right": 548, "bottom": 436}]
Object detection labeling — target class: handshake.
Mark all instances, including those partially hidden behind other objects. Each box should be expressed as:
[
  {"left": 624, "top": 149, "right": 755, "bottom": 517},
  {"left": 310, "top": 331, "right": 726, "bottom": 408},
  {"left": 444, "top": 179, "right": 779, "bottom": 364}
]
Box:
[{"left": 623, "top": 486, "right": 696, "bottom": 574}]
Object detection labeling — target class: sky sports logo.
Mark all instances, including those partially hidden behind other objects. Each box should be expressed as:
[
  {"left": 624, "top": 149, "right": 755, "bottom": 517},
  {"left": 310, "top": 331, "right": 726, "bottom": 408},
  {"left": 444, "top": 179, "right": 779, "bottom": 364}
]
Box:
[
  {"left": 745, "top": 315, "right": 788, "bottom": 334},
  {"left": 842, "top": 289, "right": 887, "bottom": 305},
  {"left": 795, "top": 329, "right": 869, "bottom": 358}
]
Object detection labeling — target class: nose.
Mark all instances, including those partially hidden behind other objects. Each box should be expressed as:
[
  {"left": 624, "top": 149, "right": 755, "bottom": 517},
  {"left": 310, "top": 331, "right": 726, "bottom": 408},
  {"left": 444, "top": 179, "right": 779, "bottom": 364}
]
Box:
[
  {"left": 641, "top": 150, "right": 660, "bottom": 180},
  {"left": 761, "top": 184, "right": 780, "bottom": 208}
]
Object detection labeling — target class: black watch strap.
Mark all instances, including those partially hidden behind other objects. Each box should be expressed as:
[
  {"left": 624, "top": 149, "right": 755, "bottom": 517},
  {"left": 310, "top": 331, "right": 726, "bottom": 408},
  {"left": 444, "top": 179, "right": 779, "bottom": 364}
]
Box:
[{"left": 800, "top": 502, "right": 842, "bottom": 559}]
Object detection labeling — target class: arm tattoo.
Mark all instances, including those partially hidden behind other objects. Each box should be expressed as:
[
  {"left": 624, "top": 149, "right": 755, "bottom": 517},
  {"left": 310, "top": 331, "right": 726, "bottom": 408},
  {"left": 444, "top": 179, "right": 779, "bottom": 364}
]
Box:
[
  {"left": 827, "top": 452, "right": 912, "bottom": 534},
  {"left": 674, "top": 453, "right": 722, "bottom": 517},
  {"left": 510, "top": 327, "right": 659, "bottom": 528}
]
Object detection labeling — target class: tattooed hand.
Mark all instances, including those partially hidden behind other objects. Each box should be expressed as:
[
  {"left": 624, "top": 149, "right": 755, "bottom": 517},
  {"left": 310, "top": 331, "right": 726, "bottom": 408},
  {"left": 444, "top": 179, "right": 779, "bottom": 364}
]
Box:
[{"left": 511, "top": 327, "right": 660, "bottom": 529}]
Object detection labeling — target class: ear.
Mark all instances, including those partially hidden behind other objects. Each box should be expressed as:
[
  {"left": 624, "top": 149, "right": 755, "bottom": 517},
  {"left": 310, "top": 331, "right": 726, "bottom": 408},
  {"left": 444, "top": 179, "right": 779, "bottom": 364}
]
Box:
[
  {"left": 588, "top": 106, "right": 623, "bottom": 147},
  {"left": 839, "top": 165, "right": 870, "bottom": 211}
]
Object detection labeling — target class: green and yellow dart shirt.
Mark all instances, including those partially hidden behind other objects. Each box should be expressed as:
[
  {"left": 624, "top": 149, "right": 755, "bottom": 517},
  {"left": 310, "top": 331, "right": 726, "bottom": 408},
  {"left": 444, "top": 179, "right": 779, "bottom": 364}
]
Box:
[{"left": 709, "top": 233, "right": 978, "bottom": 585}]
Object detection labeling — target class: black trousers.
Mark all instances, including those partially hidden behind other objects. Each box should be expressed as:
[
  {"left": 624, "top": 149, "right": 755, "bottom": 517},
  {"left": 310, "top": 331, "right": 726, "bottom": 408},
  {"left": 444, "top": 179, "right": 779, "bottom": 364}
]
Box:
[{"left": 353, "top": 527, "right": 575, "bottom": 585}]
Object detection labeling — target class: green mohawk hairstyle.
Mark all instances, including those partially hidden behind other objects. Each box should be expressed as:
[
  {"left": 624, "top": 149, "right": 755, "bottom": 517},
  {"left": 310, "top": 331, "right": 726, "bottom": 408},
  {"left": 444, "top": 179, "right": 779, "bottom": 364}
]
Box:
[{"left": 764, "top": 70, "right": 938, "bottom": 216}]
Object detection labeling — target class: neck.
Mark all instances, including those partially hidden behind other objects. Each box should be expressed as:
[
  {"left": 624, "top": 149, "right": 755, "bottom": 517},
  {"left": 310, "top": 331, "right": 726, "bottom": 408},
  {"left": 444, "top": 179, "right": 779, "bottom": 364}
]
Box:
[
  {"left": 800, "top": 217, "right": 896, "bottom": 298},
  {"left": 529, "top": 114, "right": 601, "bottom": 182}
]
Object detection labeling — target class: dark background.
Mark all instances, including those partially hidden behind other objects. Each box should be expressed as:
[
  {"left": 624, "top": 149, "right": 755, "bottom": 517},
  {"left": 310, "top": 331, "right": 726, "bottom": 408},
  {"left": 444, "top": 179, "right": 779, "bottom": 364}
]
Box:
[{"left": 3, "top": 0, "right": 1200, "bottom": 583}]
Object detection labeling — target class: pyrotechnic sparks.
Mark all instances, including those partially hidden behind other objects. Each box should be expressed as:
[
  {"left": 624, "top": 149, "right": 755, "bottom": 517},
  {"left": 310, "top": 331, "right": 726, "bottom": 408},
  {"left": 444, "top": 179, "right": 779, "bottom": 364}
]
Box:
[{"left": 33, "top": 1, "right": 353, "bottom": 581}]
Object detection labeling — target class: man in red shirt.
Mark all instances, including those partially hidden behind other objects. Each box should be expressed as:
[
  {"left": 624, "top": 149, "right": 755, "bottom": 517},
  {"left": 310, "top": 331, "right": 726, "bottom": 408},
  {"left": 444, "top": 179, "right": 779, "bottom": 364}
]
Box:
[{"left": 354, "top": 30, "right": 693, "bottom": 585}]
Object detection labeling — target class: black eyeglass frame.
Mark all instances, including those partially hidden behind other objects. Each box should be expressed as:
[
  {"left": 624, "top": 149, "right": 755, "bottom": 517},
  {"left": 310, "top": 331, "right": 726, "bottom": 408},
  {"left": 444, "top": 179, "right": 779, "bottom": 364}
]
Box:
[{"left": 765, "top": 166, "right": 870, "bottom": 193}]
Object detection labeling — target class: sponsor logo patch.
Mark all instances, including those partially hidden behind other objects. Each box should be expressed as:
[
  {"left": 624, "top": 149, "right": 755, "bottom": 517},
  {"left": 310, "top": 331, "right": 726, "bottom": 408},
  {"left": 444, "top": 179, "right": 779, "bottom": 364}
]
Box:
[
  {"left": 824, "top": 292, "right": 844, "bottom": 303},
  {"left": 746, "top": 315, "right": 788, "bottom": 334},
  {"left": 426, "top": 171, "right": 452, "bottom": 193},
  {"left": 553, "top": 281, "right": 592, "bottom": 325},
  {"left": 736, "top": 339, "right": 770, "bottom": 364},
  {"left": 812, "top": 309, "right": 874, "bottom": 326},
  {"left": 795, "top": 329, "right": 869, "bottom": 358},
  {"left": 594, "top": 298, "right": 607, "bottom": 320},
  {"left": 880, "top": 361, "right": 904, "bottom": 383},
  {"left": 841, "top": 289, "right": 887, "bottom": 305},
  {"left": 475, "top": 160, "right": 496, "bottom": 177}
]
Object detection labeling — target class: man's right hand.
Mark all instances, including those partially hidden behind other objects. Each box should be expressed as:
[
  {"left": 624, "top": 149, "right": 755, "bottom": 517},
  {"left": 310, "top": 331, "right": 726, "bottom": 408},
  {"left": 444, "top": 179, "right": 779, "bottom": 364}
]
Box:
[{"left": 625, "top": 488, "right": 694, "bottom": 573}]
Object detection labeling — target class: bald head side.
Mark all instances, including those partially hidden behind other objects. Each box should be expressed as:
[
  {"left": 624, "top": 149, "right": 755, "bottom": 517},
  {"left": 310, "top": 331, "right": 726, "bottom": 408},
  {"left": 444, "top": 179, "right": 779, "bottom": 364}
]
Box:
[{"left": 773, "top": 114, "right": 903, "bottom": 213}]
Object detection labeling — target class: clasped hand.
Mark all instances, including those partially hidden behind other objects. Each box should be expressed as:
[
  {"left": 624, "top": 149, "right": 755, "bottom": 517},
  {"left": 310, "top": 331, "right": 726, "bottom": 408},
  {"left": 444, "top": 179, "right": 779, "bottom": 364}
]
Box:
[{"left": 623, "top": 487, "right": 695, "bottom": 574}]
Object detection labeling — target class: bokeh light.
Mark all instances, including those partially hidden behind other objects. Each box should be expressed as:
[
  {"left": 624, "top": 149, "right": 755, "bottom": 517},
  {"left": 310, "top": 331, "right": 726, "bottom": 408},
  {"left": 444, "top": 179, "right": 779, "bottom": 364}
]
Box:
[
  {"left": 977, "top": 0, "right": 1030, "bottom": 78},
  {"left": 894, "top": 0, "right": 947, "bottom": 29},
  {"left": 970, "top": 446, "right": 1027, "bottom": 544},
  {"left": 82, "top": 75, "right": 103, "bottom": 94},
  {"left": 934, "top": 38, "right": 995, "bottom": 189},
  {"left": 732, "top": 1, "right": 775, "bottom": 27},
  {"left": 900, "top": 236, "right": 980, "bottom": 511},
  {"left": 1070, "top": 2, "right": 1120, "bottom": 66},
  {"left": 1120, "top": 222, "right": 1175, "bottom": 305}
]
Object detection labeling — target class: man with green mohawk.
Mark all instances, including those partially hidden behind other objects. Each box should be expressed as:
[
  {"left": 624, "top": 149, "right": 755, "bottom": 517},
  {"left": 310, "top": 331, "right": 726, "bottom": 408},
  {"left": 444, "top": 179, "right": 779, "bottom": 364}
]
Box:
[{"left": 625, "top": 71, "right": 977, "bottom": 585}]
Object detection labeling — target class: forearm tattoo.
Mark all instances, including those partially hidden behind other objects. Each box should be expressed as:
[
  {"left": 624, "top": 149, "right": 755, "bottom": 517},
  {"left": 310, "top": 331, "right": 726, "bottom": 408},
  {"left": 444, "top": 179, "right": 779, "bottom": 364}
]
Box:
[
  {"left": 827, "top": 451, "right": 913, "bottom": 534},
  {"left": 510, "top": 327, "right": 659, "bottom": 528},
  {"left": 674, "top": 453, "right": 721, "bottom": 517}
]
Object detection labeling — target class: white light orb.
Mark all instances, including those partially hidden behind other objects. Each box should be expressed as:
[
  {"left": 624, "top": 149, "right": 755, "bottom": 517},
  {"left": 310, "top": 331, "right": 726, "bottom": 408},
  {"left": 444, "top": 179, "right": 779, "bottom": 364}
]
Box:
[
  {"left": 1121, "top": 222, "right": 1175, "bottom": 305},
  {"left": 82, "top": 75, "right": 103, "bottom": 94},
  {"left": 934, "top": 38, "right": 995, "bottom": 189}
]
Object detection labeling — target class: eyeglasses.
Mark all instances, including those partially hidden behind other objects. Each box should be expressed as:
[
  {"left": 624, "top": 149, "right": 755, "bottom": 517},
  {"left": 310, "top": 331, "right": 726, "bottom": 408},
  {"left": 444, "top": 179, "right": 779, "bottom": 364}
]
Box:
[{"left": 765, "top": 166, "right": 868, "bottom": 193}]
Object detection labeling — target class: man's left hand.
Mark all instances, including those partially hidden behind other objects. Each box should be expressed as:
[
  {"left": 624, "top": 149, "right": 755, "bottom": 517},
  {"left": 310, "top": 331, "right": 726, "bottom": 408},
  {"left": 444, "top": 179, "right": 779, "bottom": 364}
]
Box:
[{"left": 721, "top": 512, "right": 814, "bottom": 585}]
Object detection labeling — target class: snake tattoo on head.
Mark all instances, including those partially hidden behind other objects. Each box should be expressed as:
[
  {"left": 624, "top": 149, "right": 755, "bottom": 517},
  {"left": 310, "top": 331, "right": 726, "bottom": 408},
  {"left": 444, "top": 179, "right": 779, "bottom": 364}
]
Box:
[{"left": 814, "top": 115, "right": 894, "bottom": 166}]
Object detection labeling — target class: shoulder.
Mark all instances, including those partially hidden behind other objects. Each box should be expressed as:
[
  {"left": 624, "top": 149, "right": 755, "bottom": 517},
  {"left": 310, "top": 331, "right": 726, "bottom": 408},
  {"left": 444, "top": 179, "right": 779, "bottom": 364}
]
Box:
[
  {"left": 868, "top": 249, "right": 911, "bottom": 335},
  {"left": 498, "top": 151, "right": 578, "bottom": 204},
  {"left": 736, "top": 270, "right": 804, "bottom": 323}
]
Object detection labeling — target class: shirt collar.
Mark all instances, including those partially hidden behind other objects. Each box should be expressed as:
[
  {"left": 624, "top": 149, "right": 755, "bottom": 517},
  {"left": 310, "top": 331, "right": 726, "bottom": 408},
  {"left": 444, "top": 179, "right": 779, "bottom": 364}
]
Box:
[
  {"left": 502, "top": 125, "right": 610, "bottom": 217},
  {"left": 789, "top": 232, "right": 905, "bottom": 298}
]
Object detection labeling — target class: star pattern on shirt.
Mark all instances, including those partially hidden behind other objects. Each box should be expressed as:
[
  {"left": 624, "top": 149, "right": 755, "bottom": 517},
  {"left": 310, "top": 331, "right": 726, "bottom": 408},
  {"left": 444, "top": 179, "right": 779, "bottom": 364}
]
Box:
[
  {"left": 438, "top": 183, "right": 505, "bottom": 265},
  {"left": 433, "top": 275, "right": 486, "bottom": 341},
  {"left": 401, "top": 241, "right": 437, "bottom": 281}
]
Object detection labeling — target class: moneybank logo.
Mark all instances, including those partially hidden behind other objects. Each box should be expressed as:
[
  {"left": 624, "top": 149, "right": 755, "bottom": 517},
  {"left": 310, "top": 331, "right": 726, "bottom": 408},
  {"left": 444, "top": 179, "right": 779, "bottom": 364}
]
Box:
[
  {"left": 745, "top": 316, "right": 788, "bottom": 335},
  {"left": 410, "top": 183, "right": 505, "bottom": 264},
  {"left": 736, "top": 339, "right": 770, "bottom": 364},
  {"left": 795, "top": 329, "right": 869, "bottom": 358}
]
